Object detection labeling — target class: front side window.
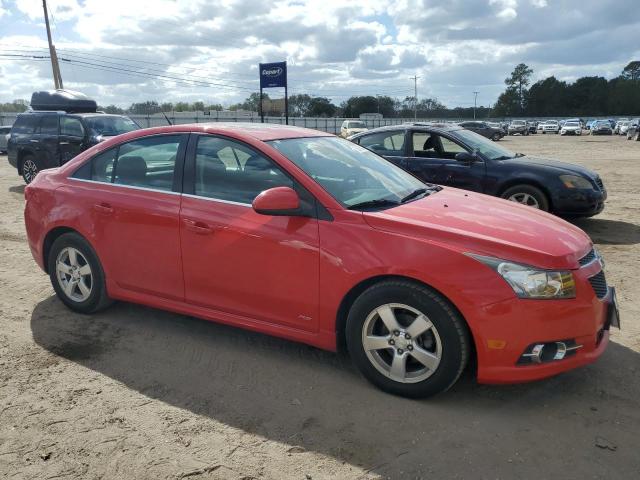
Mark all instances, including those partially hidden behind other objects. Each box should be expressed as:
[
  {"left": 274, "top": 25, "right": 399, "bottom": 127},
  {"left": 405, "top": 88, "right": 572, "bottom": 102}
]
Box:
[
  {"left": 12, "top": 115, "right": 39, "bottom": 134},
  {"left": 194, "top": 135, "right": 292, "bottom": 204},
  {"left": 268, "top": 136, "right": 426, "bottom": 208},
  {"left": 411, "top": 132, "right": 468, "bottom": 159},
  {"left": 358, "top": 130, "right": 405, "bottom": 156},
  {"left": 453, "top": 129, "right": 517, "bottom": 161},
  {"left": 60, "top": 117, "right": 85, "bottom": 137}
]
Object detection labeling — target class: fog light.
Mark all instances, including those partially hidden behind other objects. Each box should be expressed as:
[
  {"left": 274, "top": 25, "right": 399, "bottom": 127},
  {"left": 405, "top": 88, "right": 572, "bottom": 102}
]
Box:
[{"left": 517, "top": 340, "right": 582, "bottom": 365}]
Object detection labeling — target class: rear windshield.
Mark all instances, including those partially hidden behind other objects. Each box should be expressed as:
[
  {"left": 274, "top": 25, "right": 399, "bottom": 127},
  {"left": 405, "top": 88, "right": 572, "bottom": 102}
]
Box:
[
  {"left": 84, "top": 116, "right": 139, "bottom": 136},
  {"left": 348, "top": 121, "right": 366, "bottom": 129}
]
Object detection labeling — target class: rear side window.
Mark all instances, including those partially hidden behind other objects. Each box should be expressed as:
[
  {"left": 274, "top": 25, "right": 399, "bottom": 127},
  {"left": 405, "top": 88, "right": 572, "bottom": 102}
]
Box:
[
  {"left": 38, "top": 115, "right": 59, "bottom": 135},
  {"left": 12, "top": 115, "right": 39, "bottom": 134},
  {"left": 114, "top": 135, "right": 181, "bottom": 191},
  {"left": 358, "top": 131, "right": 405, "bottom": 156},
  {"left": 60, "top": 117, "right": 85, "bottom": 137},
  {"left": 72, "top": 135, "right": 182, "bottom": 191}
]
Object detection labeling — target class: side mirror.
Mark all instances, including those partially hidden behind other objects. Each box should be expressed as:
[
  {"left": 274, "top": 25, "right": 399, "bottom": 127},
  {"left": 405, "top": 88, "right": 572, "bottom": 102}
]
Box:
[
  {"left": 455, "top": 151, "right": 476, "bottom": 163},
  {"left": 252, "top": 186, "right": 301, "bottom": 216}
]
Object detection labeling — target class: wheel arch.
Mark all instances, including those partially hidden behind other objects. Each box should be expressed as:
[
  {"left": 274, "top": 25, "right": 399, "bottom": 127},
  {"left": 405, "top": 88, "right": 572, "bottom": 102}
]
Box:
[
  {"left": 42, "top": 226, "right": 98, "bottom": 274},
  {"left": 17, "top": 148, "right": 36, "bottom": 174},
  {"left": 497, "top": 178, "right": 554, "bottom": 211},
  {"left": 334, "top": 274, "right": 477, "bottom": 370}
]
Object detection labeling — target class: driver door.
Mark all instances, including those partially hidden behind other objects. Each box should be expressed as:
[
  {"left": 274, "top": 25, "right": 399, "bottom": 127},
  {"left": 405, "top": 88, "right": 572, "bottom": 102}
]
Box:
[{"left": 405, "top": 131, "right": 486, "bottom": 192}]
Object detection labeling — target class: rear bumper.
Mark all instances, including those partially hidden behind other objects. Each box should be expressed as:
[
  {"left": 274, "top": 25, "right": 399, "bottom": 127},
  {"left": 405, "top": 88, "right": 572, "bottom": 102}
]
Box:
[{"left": 471, "top": 266, "right": 612, "bottom": 384}]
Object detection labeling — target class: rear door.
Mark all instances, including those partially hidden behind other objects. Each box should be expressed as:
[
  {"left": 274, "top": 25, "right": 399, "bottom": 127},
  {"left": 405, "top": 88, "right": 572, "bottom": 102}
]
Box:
[
  {"left": 356, "top": 129, "right": 408, "bottom": 168},
  {"left": 70, "top": 133, "right": 188, "bottom": 300},
  {"left": 35, "top": 114, "right": 60, "bottom": 168},
  {"left": 59, "top": 115, "right": 86, "bottom": 164},
  {"left": 404, "top": 130, "right": 486, "bottom": 192}
]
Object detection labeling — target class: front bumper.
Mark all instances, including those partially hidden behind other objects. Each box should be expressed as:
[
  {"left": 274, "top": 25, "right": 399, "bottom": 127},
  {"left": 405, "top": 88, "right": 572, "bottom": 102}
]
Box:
[
  {"left": 554, "top": 186, "right": 606, "bottom": 216},
  {"left": 472, "top": 261, "right": 614, "bottom": 384}
]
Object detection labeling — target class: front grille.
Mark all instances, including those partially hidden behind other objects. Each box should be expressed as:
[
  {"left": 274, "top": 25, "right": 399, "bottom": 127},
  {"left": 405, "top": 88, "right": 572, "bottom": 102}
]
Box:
[
  {"left": 588, "top": 271, "right": 608, "bottom": 299},
  {"left": 579, "top": 249, "right": 596, "bottom": 266},
  {"left": 595, "top": 177, "right": 604, "bottom": 191}
]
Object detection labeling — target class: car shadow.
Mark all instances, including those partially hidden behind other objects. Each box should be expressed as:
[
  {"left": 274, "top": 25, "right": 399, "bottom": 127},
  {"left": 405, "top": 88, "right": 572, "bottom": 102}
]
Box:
[
  {"left": 9, "top": 184, "right": 25, "bottom": 195},
  {"left": 572, "top": 218, "right": 640, "bottom": 245},
  {"left": 31, "top": 296, "right": 640, "bottom": 478}
]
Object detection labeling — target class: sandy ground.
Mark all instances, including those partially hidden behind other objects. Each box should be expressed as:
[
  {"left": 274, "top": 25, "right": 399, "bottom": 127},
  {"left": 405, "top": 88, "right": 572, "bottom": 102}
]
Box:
[{"left": 0, "top": 133, "right": 639, "bottom": 480}]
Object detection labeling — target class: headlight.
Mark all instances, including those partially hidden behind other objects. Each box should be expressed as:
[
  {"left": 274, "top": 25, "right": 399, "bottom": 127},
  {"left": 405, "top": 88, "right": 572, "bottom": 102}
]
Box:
[
  {"left": 560, "top": 174, "right": 593, "bottom": 189},
  {"left": 467, "top": 254, "right": 576, "bottom": 299}
]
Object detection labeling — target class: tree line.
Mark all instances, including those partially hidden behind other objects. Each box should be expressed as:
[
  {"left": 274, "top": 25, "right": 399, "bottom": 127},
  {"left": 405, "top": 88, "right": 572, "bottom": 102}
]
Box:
[
  {"left": 2, "top": 60, "right": 637, "bottom": 118},
  {"left": 492, "top": 61, "right": 640, "bottom": 117}
]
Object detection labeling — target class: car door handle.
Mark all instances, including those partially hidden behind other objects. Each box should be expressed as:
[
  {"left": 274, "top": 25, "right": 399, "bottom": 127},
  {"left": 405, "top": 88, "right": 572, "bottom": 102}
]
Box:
[
  {"left": 93, "top": 203, "right": 113, "bottom": 215},
  {"left": 59, "top": 141, "right": 70, "bottom": 145},
  {"left": 182, "top": 218, "right": 213, "bottom": 235}
]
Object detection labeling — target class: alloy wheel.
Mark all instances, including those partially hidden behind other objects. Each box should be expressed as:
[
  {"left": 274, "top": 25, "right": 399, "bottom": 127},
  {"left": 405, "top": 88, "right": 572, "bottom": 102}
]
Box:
[
  {"left": 56, "top": 247, "right": 93, "bottom": 302},
  {"left": 22, "top": 159, "right": 38, "bottom": 183},
  {"left": 362, "top": 303, "right": 442, "bottom": 384},
  {"left": 507, "top": 192, "right": 540, "bottom": 208}
]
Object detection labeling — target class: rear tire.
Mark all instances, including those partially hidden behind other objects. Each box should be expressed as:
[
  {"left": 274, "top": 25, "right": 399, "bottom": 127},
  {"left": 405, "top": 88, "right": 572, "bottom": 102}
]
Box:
[
  {"left": 501, "top": 184, "right": 550, "bottom": 211},
  {"left": 21, "top": 155, "right": 41, "bottom": 184},
  {"left": 346, "top": 280, "right": 470, "bottom": 398},
  {"left": 48, "top": 232, "right": 113, "bottom": 314},
  {"left": 491, "top": 133, "right": 501, "bottom": 141}
]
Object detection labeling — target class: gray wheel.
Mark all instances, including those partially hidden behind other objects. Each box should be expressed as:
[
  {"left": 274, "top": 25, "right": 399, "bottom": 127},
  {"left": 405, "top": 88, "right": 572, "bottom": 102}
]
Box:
[
  {"left": 21, "top": 155, "right": 40, "bottom": 184},
  {"left": 48, "top": 232, "right": 113, "bottom": 313},
  {"left": 362, "top": 303, "right": 442, "bottom": 384},
  {"left": 55, "top": 247, "right": 93, "bottom": 303},
  {"left": 501, "top": 184, "right": 550, "bottom": 211}
]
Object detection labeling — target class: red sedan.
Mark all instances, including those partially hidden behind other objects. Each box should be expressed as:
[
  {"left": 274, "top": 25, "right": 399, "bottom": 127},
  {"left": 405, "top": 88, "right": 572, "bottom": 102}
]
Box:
[{"left": 23, "top": 124, "right": 619, "bottom": 398}]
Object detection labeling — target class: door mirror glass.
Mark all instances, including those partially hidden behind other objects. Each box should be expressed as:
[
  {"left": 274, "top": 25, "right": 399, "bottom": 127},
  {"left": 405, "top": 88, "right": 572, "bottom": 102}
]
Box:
[
  {"left": 252, "top": 187, "right": 301, "bottom": 216},
  {"left": 455, "top": 151, "right": 475, "bottom": 163}
]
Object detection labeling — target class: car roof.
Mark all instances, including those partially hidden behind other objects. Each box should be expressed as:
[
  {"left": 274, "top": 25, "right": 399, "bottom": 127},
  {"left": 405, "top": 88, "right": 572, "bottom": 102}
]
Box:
[
  {"left": 19, "top": 111, "right": 129, "bottom": 118},
  {"left": 104, "top": 122, "right": 334, "bottom": 143},
  {"left": 348, "top": 122, "right": 463, "bottom": 138}
]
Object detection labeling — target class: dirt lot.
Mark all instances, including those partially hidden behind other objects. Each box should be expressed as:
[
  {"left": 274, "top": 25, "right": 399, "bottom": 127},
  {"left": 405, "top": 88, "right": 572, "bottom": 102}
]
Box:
[{"left": 1, "top": 133, "right": 639, "bottom": 480}]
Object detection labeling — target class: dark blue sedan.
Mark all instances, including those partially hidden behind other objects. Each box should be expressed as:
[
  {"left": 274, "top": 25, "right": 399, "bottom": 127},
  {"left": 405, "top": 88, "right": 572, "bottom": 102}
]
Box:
[{"left": 348, "top": 123, "right": 606, "bottom": 217}]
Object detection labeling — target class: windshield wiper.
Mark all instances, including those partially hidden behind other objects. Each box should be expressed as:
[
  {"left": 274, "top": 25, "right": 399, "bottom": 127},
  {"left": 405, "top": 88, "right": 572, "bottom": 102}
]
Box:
[
  {"left": 401, "top": 188, "right": 429, "bottom": 203},
  {"left": 347, "top": 199, "right": 399, "bottom": 211}
]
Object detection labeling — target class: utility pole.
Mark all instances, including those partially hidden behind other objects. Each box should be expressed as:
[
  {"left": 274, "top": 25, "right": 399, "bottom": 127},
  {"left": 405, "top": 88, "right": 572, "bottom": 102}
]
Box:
[
  {"left": 473, "top": 91, "right": 478, "bottom": 119},
  {"left": 43, "top": 0, "right": 63, "bottom": 89},
  {"left": 410, "top": 75, "right": 420, "bottom": 120}
]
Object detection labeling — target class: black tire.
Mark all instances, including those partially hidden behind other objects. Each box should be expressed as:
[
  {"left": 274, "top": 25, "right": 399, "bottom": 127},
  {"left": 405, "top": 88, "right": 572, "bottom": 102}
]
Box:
[
  {"left": 500, "top": 184, "right": 550, "bottom": 211},
  {"left": 491, "top": 133, "right": 501, "bottom": 141},
  {"left": 346, "top": 280, "right": 470, "bottom": 398},
  {"left": 524, "top": 130, "right": 529, "bottom": 136},
  {"left": 48, "top": 232, "right": 113, "bottom": 314},
  {"left": 635, "top": 132, "right": 640, "bottom": 141},
  {"left": 21, "top": 154, "right": 41, "bottom": 184}
]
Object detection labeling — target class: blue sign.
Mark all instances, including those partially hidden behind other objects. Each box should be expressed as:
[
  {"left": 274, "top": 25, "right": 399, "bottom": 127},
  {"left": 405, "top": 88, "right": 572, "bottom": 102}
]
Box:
[{"left": 260, "top": 61, "right": 287, "bottom": 89}]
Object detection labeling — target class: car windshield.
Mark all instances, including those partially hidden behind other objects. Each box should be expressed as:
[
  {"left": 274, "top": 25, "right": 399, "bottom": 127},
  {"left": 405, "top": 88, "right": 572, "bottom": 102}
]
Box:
[
  {"left": 267, "top": 136, "right": 428, "bottom": 209},
  {"left": 452, "top": 129, "right": 518, "bottom": 161},
  {"left": 565, "top": 122, "right": 579, "bottom": 127},
  {"left": 348, "top": 122, "right": 366, "bottom": 129},
  {"left": 546, "top": 121, "right": 558, "bottom": 125},
  {"left": 512, "top": 121, "right": 525, "bottom": 125},
  {"left": 84, "top": 115, "right": 139, "bottom": 136}
]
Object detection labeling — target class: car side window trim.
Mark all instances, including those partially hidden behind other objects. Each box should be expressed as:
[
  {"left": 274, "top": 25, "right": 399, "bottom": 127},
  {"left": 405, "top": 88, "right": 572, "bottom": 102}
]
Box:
[{"left": 68, "top": 133, "right": 188, "bottom": 194}]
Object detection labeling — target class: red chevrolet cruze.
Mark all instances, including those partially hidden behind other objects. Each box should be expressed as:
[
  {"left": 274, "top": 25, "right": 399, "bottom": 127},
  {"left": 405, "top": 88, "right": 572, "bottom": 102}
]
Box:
[{"left": 24, "top": 124, "right": 619, "bottom": 397}]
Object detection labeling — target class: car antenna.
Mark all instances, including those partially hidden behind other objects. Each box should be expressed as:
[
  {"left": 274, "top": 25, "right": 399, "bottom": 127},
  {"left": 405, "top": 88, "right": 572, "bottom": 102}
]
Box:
[{"left": 162, "top": 111, "right": 172, "bottom": 126}]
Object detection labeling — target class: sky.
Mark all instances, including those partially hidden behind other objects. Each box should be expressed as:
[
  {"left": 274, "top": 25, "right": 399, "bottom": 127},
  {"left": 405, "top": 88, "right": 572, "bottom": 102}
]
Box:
[{"left": 0, "top": 0, "right": 638, "bottom": 109}]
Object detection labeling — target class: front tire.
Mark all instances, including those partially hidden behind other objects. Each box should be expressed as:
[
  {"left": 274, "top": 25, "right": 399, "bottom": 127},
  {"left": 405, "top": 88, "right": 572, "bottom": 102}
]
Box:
[
  {"left": 48, "top": 232, "right": 112, "bottom": 314},
  {"left": 346, "top": 280, "right": 470, "bottom": 398},
  {"left": 491, "top": 133, "right": 501, "bottom": 141},
  {"left": 501, "top": 184, "right": 550, "bottom": 211}
]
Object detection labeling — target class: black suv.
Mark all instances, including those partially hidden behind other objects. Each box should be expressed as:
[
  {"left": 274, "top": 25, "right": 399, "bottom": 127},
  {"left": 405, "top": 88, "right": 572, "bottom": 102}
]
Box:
[
  {"left": 7, "top": 111, "right": 139, "bottom": 183},
  {"left": 457, "top": 121, "right": 504, "bottom": 141},
  {"left": 349, "top": 123, "right": 606, "bottom": 217}
]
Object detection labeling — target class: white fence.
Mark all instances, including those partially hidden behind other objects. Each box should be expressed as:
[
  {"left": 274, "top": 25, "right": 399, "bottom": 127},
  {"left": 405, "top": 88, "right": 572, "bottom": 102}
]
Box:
[{"left": 0, "top": 112, "right": 627, "bottom": 134}]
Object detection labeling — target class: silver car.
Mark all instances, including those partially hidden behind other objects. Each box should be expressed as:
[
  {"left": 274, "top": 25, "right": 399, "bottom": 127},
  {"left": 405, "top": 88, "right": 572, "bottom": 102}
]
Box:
[{"left": 0, "top": 126, "right": 11, "bottom": 153}]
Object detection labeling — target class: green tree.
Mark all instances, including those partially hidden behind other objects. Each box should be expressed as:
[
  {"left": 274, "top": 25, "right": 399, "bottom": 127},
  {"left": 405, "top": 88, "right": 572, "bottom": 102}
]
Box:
[
  {"left": 492, "top": 87, "right": 520, "bottom": 117},
  {"left": 128, "top": 101, "right": 161, "bottom": 114},
  {"left": 307, "top": 97, "right": 337, "bottom": 117},
  {"left": 505, "top": 63, "right": 534, "bottom": 113},
  {"left": 289, "top": 94, "right": 313, "bottom": 116},
  {"left": 621, "top": 61, "right": 640, "bottom": 81},
  {"left": 101, "top": 105, "right": 125, "bottom": 114}
]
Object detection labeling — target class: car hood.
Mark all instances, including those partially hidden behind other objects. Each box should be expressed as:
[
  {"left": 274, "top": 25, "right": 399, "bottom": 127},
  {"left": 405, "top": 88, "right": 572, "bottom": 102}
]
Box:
[
  {"left": 362, "top": 188, "right": 591, "bottom": 270},
  {"left": 500, "top": 155, "right": 598, "bottom": 179}
]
